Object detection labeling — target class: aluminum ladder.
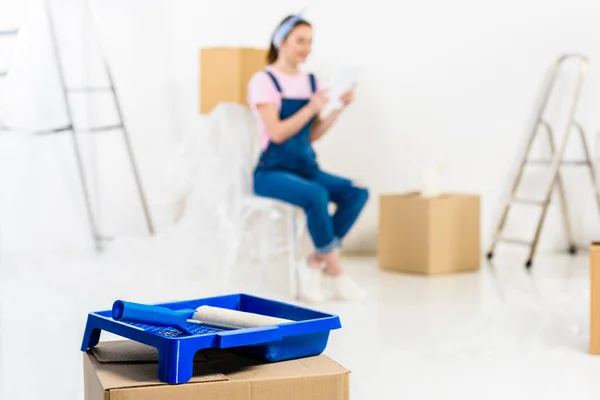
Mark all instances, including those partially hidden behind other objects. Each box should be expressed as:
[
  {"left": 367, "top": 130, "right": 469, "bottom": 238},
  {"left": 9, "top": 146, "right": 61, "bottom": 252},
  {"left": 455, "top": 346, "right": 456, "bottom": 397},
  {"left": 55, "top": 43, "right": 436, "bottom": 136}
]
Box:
[
  {"left": 0, "top": 28, "right": 18, "bottom": 102},
  {"left": 0, "top": 28, "right": 19, "bottom": 262},
  {"left": 486, "top": 54, "right": 600, "bottom": 269},
  {"left": 1, "top": 0, "right": 155, "bottom": 251},
  {"left": 0, "top": 29, "right": 18, "bottom": 78}
]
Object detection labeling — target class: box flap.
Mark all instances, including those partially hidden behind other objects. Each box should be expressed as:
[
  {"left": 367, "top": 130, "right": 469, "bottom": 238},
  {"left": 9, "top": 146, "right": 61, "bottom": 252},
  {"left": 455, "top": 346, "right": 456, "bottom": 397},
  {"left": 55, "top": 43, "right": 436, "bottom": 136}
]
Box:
[
  {"left": 380, "top": 191, "right": 420, "bottom": 199},
  {"left": 380, "top": 192, "right": 478, "bottom": 201},
  {"left": 86, "top": 341, "right": 349, "bottom": 391}
]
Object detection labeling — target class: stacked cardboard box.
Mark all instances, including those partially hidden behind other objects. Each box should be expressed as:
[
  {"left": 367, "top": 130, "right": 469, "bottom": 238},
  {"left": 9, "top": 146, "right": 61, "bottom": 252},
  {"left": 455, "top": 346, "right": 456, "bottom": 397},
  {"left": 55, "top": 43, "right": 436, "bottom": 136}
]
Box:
[{"left": 199, "top": 47, "right": 267, "bottom": 114}]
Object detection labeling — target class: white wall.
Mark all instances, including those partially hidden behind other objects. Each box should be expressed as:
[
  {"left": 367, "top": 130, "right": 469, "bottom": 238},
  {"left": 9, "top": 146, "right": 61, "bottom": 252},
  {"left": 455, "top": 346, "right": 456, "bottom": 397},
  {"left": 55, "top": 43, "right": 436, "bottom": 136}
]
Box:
[
  {"left": 3, "top": 0, "right": 600, "bottom": 256},
  {"left": 167, "top": 0, "right": 600, "bottom": 255}
]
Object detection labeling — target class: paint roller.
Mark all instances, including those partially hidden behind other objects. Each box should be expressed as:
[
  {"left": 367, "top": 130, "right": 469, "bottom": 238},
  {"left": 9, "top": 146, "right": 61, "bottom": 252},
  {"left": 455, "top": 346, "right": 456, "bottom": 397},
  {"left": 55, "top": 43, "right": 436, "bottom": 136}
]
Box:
[
  {"left": 193, "top": 305, "right": 292, "bottom": 329},
  {"left": 112, "top": 300, "right": 293, "bottom": 334}
]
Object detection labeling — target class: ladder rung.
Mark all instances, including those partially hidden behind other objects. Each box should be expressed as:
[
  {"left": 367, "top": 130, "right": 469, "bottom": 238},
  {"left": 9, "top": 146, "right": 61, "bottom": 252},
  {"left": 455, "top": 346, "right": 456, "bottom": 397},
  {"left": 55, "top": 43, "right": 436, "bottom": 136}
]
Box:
[
  {"left": 498, "top": 237, "right": 532, "bottom": 246},
  {"left": 526, "top": 160, "right": 550, "bottom": 165},
  {"left": 78, "top": 124, "right": 123, "bottom": 133},
  {"left": 561, "top": 160, "right": 590, "bottom": 166},
  {"left": 510, "top": 197, "right": 545, "bottom": 206},
  {"left": 0, "top": 29, "right": 18, "bottom": 36},
  {"left": 67, "top": 87, "right": 112, "bottom": 93},
  {"left": 39, "top": 125, "right": 72, "bottom": 134},
  {"left": 0, "top": 71, "right": 6, "bottom": 76},
  {"left": 527, "top": 159, "right": 590, "bottom": 166},
  {"left": 96, "top": 235, "right": 114, "bottom": 242},
  {"left": 3, "top": 124, "right": 123, "bottom": 135},
  {"left": 11, "top": 125, "right": 73, "bottom": 135}
]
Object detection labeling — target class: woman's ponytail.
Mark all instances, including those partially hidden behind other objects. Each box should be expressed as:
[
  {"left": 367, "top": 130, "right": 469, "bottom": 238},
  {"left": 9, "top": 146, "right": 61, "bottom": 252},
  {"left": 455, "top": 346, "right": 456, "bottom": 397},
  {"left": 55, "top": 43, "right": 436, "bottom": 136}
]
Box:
[{"left": 267, "top": 43, "right": 278, "bottom": 64}]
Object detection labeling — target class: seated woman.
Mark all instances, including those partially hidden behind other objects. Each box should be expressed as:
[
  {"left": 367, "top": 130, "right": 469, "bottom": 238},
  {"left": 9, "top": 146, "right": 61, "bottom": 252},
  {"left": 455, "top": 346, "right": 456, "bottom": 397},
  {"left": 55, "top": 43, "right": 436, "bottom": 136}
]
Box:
[{"left": 247, "top": 14, "right": 369, "bottom": 303}]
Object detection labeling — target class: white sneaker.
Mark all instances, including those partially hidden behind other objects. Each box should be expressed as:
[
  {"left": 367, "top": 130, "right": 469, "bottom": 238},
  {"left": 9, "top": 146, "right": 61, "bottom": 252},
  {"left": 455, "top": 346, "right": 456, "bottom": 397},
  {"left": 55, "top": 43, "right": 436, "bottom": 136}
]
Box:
[
  {"left": 323, "top": 273, "right": 366, "bottom": 301},
  {"left": 296, "top": 264, "right": 326, "bottom": 303}
]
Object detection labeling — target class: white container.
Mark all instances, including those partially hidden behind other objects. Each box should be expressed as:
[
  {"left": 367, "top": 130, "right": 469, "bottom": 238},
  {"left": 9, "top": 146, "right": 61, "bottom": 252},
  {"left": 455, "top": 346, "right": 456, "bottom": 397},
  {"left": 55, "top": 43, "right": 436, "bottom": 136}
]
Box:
[{"left": 420, "top": 160, "right": 447, "bottom": 198}]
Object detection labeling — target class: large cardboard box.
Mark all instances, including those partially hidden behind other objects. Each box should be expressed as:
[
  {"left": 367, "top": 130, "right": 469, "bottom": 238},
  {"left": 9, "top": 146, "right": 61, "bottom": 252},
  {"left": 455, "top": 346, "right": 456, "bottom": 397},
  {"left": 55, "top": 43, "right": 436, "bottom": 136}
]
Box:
[
  {"left": 591, "top": 243, "right": 600, "bottom": 354},
  {"left": 378, "top": 193, "right": 481, "bottom": 275},
  {"left": 200, "top": 47, "right": 267, "bottom": 114},
  {"left": 84, "top": 340, "right": 350, "bottom": 400}
]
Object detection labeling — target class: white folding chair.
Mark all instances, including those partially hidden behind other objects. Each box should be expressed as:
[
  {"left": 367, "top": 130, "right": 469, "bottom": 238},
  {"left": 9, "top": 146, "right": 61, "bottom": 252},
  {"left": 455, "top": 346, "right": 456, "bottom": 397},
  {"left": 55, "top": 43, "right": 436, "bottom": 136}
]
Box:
[{"left": 209, "top": 103, "right": 303, "bottom": 298}]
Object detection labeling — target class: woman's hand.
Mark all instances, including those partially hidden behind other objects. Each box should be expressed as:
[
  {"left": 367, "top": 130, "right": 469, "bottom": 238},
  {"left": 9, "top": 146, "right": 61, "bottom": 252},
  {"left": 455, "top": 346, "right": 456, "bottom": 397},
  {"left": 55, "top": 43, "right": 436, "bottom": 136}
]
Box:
[
  {"left": 340, "top": 89, "right": 355, "bottom": 107},
  {"left": 308, "top": 90, "right": 329, "bottom": 114}
]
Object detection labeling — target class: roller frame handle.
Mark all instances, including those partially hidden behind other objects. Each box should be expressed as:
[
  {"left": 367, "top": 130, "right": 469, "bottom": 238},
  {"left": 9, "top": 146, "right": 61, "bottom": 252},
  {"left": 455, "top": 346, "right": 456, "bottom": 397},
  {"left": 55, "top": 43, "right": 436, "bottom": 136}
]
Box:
[{"left": 112, "top": 300, "right": 195, "bottom": 334}]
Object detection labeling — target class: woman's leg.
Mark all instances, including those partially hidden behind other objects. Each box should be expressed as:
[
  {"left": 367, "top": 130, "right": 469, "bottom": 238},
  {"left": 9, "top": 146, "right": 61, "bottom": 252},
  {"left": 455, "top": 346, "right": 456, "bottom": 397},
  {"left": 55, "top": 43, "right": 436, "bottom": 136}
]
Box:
[
  {"left": 254, "top": 169, "right": 339, "bottom": 261},
  {"left": 312, "top": 171, "right": 369, "bottom": 243},
  {"left": 254, "top": 169, "right": 366, "bottom": 301},
  {"left": 255, "top": 169, "right": 344, "bottom": 302},
  {"left": 307, "top": 171, "right": 369, "bottom": 276},
  {"left": 309, "top": 170, "right": 368, "bottom": 300},
  {"left": 309, "top": 251, "right": 342, "bottom": 276}
]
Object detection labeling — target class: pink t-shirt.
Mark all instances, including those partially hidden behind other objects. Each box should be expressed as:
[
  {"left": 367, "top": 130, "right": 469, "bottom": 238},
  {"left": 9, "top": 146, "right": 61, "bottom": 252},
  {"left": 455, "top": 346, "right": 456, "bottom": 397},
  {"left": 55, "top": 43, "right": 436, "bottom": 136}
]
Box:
[{"left": 247, "top": 65, "right": 320, "bottom": 151}]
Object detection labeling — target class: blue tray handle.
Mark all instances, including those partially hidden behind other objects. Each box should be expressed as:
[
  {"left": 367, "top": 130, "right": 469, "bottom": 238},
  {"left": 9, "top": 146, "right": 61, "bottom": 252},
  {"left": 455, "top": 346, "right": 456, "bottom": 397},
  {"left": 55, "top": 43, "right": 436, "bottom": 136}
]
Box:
[
  {"left": 112, "top": 300, "right": 195, "bottom": 334},
  {"left": 215, "top": 325, "right": 282, "bottom": 348}
]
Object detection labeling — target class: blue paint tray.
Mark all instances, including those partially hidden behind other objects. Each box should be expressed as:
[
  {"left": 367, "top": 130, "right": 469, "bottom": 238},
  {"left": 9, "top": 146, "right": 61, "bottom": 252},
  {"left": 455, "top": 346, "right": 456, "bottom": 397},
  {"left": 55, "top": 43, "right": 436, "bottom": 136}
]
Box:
[{"left": 81, "top": 293, "right": 342, "bottom": 384}]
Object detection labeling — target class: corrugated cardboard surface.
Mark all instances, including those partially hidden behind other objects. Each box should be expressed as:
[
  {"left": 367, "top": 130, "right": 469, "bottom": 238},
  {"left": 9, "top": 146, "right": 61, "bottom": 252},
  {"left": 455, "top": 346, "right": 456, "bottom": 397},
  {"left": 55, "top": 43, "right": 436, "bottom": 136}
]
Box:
[
  {"left": 378, "top": 193, "right": 481, "bottom": 275},
  {"left": 591, "top": 243, "right": 600, "bottom": 354},
  {"left": 84, "top": 341, "right": 350, "bottom": 400},
  {"left": 199, "top": 47, "right": 267, "bottom": 114}
]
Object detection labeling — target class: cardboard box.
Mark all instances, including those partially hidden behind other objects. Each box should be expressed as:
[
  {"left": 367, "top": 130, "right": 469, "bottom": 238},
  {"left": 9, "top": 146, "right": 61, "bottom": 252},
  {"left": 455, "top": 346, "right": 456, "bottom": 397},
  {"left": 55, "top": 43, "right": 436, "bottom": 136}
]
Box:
[
  {"left": 200, "top": 47, "right": 267, "bottom": 114},
  {"left": 84, "top": 340, "right": 350, "bottom": 400},
  {"left": 378, "top": 193, "right": 481, "bottom": 275},
  {"left": 591, "top": 243, "right": 600, "bottom": 354}
]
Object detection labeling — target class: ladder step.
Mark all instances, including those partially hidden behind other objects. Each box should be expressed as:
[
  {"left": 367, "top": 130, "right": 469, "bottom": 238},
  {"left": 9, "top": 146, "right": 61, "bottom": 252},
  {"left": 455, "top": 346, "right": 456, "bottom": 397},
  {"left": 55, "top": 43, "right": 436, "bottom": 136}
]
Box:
[
  {"left": 498, "top": 237, "right": 532, "bottom": 246},
  {"left": 0, "top": 29, "right": 18, "bottom": 36},
  {"left": 67, "top": 87, "right": 112, "bottom": 93},
  {"left": 0, "top": 71, "right": 7, "bottom": 76},
  {"left": 5, "top": 124, "right": 123, "bottom": 134},
  {"left": 96, "top": 235, "right": 115, "bottom": 242},
  {"left": 561, "top": 160, "right": 590, "bottom": 166},
  {"left": 510, "top": 197, "right": 545, "bottom": 205},
  {"left": 526, "top": 159, "right": 590, "bottom": 166},
  {"left": 78, "top": 124, "right": 123, "bottom": 133},
  {"left": 39, "top": 125, "right": 72, "bottom": 134},
  {"left": 15, "top": 125, "right": 73, "bottom": 135}
]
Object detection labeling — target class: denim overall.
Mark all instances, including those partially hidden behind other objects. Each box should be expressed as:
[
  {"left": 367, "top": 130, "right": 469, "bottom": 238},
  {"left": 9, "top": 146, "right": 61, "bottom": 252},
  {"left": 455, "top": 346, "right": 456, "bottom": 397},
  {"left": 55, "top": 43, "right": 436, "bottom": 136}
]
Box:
[
  {"left": 253, "top": 70, "right": 369, "bottom": 254},
  {"left": 255, "top": 71, "right": 319, "bottom": 178}
]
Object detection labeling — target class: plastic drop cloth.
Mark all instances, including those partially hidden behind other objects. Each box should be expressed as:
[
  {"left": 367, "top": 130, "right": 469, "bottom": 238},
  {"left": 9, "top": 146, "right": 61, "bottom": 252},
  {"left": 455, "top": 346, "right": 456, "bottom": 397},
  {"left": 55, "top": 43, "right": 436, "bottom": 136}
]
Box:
[
  {"left": 104, "top": 103, "right": 300, "bottom": 292},
  {"left": 421, "top": 260, "right": 590, "bottom": 360}
]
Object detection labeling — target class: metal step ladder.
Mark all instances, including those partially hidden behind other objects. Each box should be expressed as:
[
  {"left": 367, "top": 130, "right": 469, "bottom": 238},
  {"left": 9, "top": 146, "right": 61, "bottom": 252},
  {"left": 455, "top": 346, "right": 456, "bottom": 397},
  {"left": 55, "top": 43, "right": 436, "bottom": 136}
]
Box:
[
  {"left": 0, "top": 29, "right": 18, "bottom": 78},
  {"left": 0, "top": 28, "right": 19, "bottom": 102},
  {"left": 1, "top": 0, "right": 155, "bottom": 251},
  {"left": 0, "top": 28, "right": 19, "bottom": 263},
  {"left": 487, "top": 54, "right": 600, "bottom": 269}
]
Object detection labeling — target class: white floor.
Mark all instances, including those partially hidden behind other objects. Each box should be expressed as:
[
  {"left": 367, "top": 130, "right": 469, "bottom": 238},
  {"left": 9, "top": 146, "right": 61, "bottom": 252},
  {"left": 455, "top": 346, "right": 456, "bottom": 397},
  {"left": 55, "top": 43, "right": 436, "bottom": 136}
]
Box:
[{"left": 1, "top": 248, "right": 599, "bottom": 399}]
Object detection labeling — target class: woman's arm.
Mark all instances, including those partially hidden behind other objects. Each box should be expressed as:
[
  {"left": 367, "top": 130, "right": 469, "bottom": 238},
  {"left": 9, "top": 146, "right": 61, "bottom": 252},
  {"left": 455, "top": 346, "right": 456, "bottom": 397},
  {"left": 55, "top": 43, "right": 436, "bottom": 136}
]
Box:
[
  {"left": 309, "top": 90, "right": 355, "bottom": 142},
  {"left": 310, "top": 109, "right": 342, "bottom": 142},
  {"left": 256, "top": 90, "right": 329, "bottom": 144},
  {"left": 256, "top": 102, "right": 318, "bottom": 145},
  {"left": 249, "top": 72, "right": 323, "bottom": 145}
]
